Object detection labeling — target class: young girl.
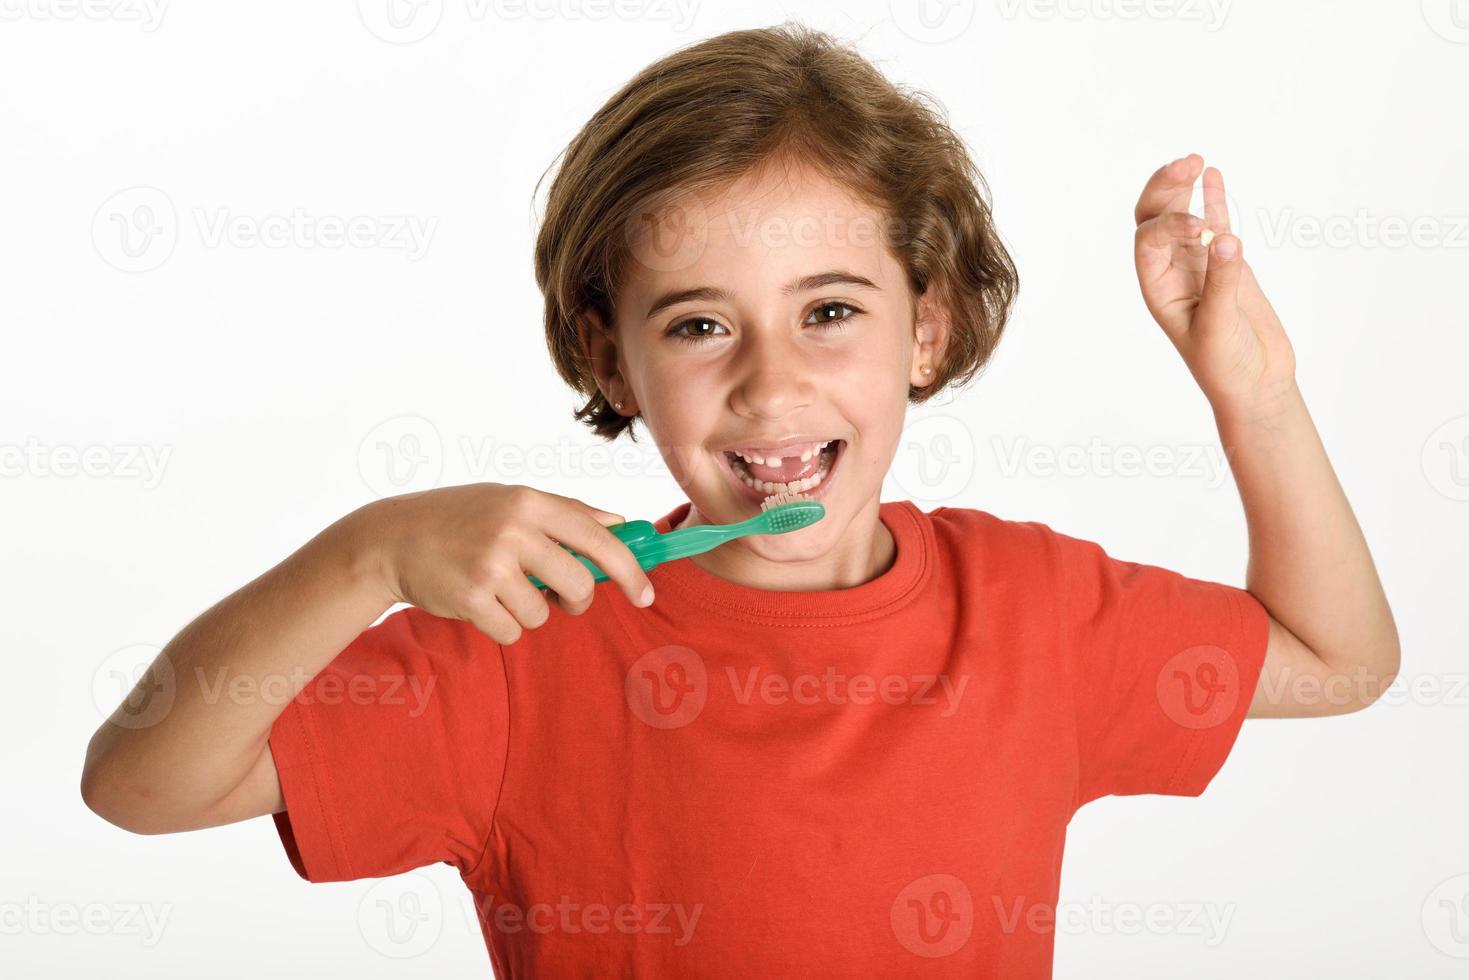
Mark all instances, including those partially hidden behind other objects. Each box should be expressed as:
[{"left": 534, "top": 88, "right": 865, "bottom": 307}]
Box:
[{"left": 82, "top": 22, "right": 1399, "bottom": 977}]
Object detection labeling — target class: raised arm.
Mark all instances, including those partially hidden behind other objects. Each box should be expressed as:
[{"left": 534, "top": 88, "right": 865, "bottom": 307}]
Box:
[{"left": 1131, "top": 154, "right": 1400, "bottom": 718}]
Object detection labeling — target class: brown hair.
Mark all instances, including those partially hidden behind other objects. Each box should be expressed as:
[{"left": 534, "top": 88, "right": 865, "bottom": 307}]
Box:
[{"left": 533, "top": 21, "right": 1019, "bottom": 442}]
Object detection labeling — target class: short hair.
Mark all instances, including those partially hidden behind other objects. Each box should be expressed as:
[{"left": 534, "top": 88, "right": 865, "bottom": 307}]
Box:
[{"left": 534, "top": 21, "right": 1019, "bottom": 442}]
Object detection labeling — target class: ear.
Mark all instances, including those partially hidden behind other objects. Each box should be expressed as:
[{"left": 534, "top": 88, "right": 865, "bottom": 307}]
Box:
[
  {"left": 578, "top": 308, "right": 636, "bottom": 417},
  {"left": 910, "top": 286, "right": 953, "bottom": 389}
]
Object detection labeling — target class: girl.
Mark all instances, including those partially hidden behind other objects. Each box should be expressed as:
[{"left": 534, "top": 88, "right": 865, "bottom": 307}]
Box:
[{"left": 83, "top": 21, "right": 1399, "bottom": 977}]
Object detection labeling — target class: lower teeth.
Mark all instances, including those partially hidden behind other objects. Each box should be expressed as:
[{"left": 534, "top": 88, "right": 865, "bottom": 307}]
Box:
[{"left": 729, "top": 445, "right": 837, "bottom": 495}]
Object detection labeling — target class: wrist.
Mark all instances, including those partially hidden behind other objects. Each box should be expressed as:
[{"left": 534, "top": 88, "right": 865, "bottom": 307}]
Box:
[
  {"left": 325, "top": 497, "right": 407, "bottom": 608},
  {"left": 1211, "top": 375, "right": 1304, "bottom": 431}
]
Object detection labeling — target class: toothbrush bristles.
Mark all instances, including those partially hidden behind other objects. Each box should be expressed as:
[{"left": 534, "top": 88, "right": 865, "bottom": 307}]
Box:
[{"left": 760, "top": 490, "right": 812, "bottom": 512}]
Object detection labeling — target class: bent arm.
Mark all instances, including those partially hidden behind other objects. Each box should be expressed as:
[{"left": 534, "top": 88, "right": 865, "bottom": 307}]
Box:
[
  {"left": 1218, "top": 383, "right": 1402, "bottom": 717},
  {"left": 81, "top": 501, "right": 397, "bottom": 834}
]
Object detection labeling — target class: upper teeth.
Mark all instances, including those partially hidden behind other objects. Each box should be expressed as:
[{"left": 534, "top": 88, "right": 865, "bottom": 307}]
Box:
[{"left": 730, "top": 440, "right": 835, "bottom": 465}]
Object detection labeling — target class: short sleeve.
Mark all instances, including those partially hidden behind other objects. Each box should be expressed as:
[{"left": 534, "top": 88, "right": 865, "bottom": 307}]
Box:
[
  {"left": 268, "top": 606, "right": 509, "bottom": 882},
  {"left": 1053, "top": 529, "right": 1270, "bottom": 809}
]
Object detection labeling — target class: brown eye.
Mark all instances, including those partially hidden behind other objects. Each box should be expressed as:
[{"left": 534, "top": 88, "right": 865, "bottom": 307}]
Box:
[
  {"left": 806, "top": 301, "right": 862, "bottom": 328},
  {"left": 668, "top": 317, "right": 728, "bottom": 344}
]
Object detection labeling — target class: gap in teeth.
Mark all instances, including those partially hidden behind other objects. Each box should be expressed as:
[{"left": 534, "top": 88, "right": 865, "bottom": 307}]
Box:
[
  {"left": 728, "top": 440, "right": 838, "bottom": 494},
  {"left": 732, "top": 439, "right": 835, "bottom": 466}
]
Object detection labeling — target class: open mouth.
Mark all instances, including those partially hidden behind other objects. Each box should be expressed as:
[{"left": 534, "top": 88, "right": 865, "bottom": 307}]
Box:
[{"left": 719, "top": 439, "right": 845, "bottom": 503}]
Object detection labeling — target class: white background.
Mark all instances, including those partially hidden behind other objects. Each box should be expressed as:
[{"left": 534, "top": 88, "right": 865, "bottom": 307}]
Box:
[{"left": 4, "top": 0, "right": 1466, "bottom": 976}]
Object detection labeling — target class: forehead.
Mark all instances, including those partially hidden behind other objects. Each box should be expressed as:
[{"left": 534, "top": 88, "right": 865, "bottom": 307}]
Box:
[{"left": 620, "top": 160, "right": 903, "bottom": 307}]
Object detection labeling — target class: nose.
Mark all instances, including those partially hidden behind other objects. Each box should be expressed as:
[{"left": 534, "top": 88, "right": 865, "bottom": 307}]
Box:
[{"left": 727, "top": 331, "right": 815, "bottom": 422}]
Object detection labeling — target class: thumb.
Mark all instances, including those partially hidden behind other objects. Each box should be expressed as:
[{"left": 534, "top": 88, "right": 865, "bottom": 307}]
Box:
[
  {"left": 1195, "top": 233, "right": 1244, "bottom": 329},
  {"left": 590, "top": 507, "right": 625, "bottom": 526}
]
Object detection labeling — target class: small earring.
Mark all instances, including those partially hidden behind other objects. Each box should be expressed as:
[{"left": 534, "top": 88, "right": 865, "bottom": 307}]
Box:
[
  {"left": 920, "top": 365, "right": 932, "bottom": 376},
  {"left": 614, "top": 401, "right": 623, "bottom": 410}
]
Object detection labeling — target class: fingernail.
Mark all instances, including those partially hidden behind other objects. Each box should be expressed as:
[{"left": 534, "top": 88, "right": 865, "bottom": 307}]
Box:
[
  {"left": 638, "top": 584, "right": 655, "bottom": 607},
  {"left": 1215, "top": 235, "right": 1238, "bottom": 260}
]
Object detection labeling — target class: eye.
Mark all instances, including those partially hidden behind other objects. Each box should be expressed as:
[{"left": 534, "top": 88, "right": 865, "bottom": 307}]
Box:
[
  {"left": 666, "top": 301, "right": 865, "bottom": 346},
  {"left": 667, "top": 317, "right": 729, "bottom": 344},
  {"left": 805, "top": 301, "right": 863, "bottom": 328}
]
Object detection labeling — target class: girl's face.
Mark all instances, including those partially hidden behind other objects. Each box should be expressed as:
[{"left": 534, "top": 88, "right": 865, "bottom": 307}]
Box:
[{"left": 589, "top": 159, "right": 948, "bottom": 588}]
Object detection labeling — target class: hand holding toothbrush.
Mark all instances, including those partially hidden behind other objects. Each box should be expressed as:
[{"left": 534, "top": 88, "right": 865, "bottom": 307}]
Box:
[{"left": 371, "top": 483, "right": 657, "bottom": 645}]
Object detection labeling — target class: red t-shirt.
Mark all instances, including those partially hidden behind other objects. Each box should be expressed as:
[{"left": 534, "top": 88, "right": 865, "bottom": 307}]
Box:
[{"left": 269, "top": 499, "right": 1269, "bottom": 976}]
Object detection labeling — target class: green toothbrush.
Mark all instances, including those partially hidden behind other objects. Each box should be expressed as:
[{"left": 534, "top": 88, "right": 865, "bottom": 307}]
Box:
[{"left": 526, "top": 492, "right": 825, "bottom": 590}]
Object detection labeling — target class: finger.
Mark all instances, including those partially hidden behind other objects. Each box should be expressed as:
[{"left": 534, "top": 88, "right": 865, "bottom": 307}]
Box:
[
  {"left": 543, "top": 507, "right": 655, "bottom": 608},
  {"left": 1134, "top": 154, "right": 1203, "bottom": 227},
  {"left": 522, "top": 536, "right": 599, "bottom": 615},
  {"left": 460, "top": 591, "right": 525, "bottom": 646},
  {"left": 1193, "top": 233, "right": 1245, "bottom": 333},
  {"left": 1202, "top": 166, "right": 1231, "bottom": 235},
  {"left": 1135, "top": 210, "right": 1206, "bottom": 258},
  {"left": 493, "top": 569, "right": 554, "bottom": 637}
]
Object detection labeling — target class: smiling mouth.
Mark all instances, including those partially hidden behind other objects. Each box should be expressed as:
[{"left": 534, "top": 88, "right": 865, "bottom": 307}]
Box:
[{"left": 720, "top": 439, "right": 845, "bottom": 499}]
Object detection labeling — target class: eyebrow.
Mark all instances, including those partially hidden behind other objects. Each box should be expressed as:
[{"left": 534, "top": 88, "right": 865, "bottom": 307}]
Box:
[{"left": 643, "top": 270, "right": 881, "bottom": 321}]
